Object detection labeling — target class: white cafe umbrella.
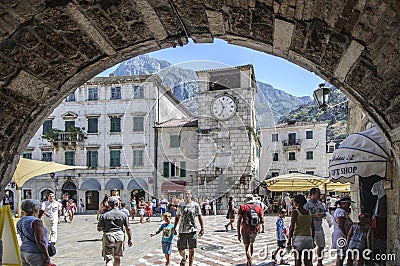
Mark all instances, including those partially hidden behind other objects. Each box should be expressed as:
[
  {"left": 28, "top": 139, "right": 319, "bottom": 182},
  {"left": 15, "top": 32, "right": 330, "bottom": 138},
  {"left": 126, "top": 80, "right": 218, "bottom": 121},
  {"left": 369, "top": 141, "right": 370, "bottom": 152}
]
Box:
[{"left": 329, "top": 127, "right": 391, "bottom": 184}]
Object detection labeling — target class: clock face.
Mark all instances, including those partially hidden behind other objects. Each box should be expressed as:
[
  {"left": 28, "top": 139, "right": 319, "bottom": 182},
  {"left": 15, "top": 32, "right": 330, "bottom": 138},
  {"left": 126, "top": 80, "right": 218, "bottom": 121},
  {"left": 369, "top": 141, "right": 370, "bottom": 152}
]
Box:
[{"left": 211, "top": 94, "right": 236, "bottom": 120}]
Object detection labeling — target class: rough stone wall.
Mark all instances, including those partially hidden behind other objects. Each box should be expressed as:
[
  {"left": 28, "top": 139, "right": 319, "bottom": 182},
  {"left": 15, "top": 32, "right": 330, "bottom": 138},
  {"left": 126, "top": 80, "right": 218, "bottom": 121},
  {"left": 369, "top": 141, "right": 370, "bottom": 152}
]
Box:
[{"left": 348, "top": 101, "right": 400, "bottom": 265}]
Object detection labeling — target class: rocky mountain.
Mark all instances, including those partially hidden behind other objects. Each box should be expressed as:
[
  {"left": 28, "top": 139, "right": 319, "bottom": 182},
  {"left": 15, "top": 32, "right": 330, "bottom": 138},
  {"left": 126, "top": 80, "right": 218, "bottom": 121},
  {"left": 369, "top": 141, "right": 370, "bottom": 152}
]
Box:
[
  {"left": 279, "top": 86, "right": 348, "bottom": 140},
  {"left": 256, "top": 81, "right": 312, "bottom": 127},
  {"left": 112, "top": 55, "right": 315, "bottom": 127}
]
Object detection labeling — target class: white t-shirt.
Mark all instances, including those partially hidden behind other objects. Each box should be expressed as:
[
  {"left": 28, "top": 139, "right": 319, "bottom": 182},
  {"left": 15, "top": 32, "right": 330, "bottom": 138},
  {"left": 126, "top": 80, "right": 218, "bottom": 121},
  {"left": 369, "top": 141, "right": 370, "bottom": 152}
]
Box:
[
  {"left": 177, "top": 201, "right": 201, "bottom": 233},
  {"left": 160, "top": 199, "right": 168, "bottom": 210},
  {"left": 41, "top": 200, "right": 62, "bottom": 221}
]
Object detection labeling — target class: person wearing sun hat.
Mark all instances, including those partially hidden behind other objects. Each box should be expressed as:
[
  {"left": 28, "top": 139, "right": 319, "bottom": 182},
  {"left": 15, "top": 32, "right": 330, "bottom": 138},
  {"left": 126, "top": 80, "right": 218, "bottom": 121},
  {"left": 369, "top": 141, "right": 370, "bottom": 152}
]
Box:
[{"left": 332, "top": 196, "right": 354, "bottom": 266}]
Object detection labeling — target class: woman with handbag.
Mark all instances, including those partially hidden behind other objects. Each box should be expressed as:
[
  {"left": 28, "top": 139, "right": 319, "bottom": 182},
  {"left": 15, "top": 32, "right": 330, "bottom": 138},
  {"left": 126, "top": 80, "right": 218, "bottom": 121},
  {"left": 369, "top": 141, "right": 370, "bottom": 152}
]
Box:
[{"left": 17, "top": 199, "right": 54, "bottom": 266}]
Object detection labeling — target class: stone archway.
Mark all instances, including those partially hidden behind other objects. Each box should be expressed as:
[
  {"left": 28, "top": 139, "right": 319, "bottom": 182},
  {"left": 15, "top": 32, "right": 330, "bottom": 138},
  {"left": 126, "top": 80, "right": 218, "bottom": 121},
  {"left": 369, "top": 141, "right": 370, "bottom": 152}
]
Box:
[{"left": 0, "top": 1, "right": 399, "bottom": 262}]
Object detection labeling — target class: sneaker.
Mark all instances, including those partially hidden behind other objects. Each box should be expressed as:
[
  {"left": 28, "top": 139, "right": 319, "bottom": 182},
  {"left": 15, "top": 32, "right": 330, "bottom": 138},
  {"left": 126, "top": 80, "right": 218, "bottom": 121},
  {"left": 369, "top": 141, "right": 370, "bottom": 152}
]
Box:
[
  {"left": 224, "top": 225, "right": 228, "bottom": 232},
  {"left": 279, "top": 261, "right": 289, "bottom": 265}
]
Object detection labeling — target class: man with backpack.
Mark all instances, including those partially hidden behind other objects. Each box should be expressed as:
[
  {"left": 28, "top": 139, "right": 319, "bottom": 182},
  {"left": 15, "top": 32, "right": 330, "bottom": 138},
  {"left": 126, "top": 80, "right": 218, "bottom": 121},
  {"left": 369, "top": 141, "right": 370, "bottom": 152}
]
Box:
[{"left": 237, "top": 194, "right": 264, "bottom": 266}]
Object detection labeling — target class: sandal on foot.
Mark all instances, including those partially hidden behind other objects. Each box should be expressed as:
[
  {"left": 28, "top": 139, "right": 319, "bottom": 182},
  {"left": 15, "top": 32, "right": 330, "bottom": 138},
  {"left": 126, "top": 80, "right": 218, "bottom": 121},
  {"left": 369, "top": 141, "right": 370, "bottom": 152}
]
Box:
[{"left": 180, "top": 255, "right": 188, "bottom": 266}]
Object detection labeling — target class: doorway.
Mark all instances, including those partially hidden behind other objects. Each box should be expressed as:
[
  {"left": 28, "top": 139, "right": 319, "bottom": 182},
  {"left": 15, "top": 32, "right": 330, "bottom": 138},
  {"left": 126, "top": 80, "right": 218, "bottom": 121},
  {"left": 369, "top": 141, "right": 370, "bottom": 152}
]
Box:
[
  {"left": 131, "top": 190, "right": 145, "bottom": 202},
  {"left": 85, "top": 191, "right": 99, "bottom": 210},
  {"left": 62, "top": 181, "right": 77, "bottom": 202}
]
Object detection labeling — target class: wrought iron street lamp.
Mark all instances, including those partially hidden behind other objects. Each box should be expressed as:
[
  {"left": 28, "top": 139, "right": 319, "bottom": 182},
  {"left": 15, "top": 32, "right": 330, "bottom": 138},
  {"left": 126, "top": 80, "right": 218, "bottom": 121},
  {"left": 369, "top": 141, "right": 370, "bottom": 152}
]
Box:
[
  {"left": 50, "top": 172, "right": 58, "bottom": 197},
  {"left": 313, "top": 83, "right": 331, "bottom": 110}
]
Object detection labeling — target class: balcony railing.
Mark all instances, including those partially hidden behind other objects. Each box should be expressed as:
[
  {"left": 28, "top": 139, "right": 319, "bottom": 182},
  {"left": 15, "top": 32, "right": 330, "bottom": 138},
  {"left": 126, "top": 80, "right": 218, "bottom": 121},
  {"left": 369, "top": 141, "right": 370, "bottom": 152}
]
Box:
[
  {"left": 53, "top": 132, "right": 84, "bottom": 142},
  {"left": 282, "top": 138, "right": 302, "bottom": 149}
]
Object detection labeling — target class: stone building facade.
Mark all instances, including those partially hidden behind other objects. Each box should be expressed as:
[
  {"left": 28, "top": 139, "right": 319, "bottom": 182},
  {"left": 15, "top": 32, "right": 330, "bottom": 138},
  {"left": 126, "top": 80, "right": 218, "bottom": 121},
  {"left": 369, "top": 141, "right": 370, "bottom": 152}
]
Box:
[
  {"left": 6, "top": 65, "right": 260, "bottom": 210},
  {"left": 154, "top": 118, "right": 199, "bottom": 202},
  {"left": 259, "top": 121, "right": 328, "bottom": 179},
  {"left": 196, "top": 65, "right": 260, "bottom": 203},
  {"left": 7, "top": 75, "right": 191, "bottom": 210}
]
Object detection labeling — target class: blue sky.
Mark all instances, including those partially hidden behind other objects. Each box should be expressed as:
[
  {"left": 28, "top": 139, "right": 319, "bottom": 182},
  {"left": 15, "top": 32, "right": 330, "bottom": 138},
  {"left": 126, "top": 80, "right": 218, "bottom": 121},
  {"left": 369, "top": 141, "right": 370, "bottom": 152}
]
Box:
[{"left": 99, "top": 39, "right": 324, "bottom": 97}]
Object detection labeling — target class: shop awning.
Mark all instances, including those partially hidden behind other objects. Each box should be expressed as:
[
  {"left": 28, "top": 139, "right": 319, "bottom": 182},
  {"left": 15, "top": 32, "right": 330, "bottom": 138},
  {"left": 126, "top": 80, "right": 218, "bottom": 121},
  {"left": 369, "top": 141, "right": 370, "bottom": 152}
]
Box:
[
  {"left": 161, "top": 181, "right": 186, "bottom": 193},
  {"left": 13, "top": 158, "right": 86, "bottom": 187},
  {"left": 105, "top": 178, "right": 124, "bottom": 190},
  {"left": 127, "top": 178, "right": 148, "bottom": 190},
  {"left": 329, "top": 127, "right": 391, "bottom": 184},
  {"left": 80, "top": 179, "right": 101, "bottom": 191}
]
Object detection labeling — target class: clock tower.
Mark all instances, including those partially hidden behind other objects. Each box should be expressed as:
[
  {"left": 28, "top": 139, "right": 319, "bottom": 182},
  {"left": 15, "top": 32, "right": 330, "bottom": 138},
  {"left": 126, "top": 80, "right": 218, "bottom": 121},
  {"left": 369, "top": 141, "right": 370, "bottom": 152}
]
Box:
[{"left": 196, "top": 65, "right": 259, "bottom": 203}]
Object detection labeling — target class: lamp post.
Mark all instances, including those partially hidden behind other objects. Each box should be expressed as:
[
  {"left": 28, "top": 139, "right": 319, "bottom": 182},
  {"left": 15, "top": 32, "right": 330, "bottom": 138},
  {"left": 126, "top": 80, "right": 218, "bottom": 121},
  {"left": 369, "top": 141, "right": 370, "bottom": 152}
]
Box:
[
  {"left": 313, "top": 83, "right": 331, "bottom": 110},
  {"left": 50, "top": 172, "right": 58, "bottom": 198}
]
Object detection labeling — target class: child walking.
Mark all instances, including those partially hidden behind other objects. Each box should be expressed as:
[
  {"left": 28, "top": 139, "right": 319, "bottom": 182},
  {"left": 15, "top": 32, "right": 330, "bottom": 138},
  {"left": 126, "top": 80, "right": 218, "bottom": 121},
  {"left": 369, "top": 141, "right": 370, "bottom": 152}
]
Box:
[
  {"left": 150, "top": 212, "right": 174, "bottom": 266},
  {"left": 146, "top": 200, "right": 153, "bottom": 222},
  {"left": 346, "top": 213, "right": 372, "bottom": 266},
  {"left": 272, "top": 209, "right": 289, "bottom": 265}
]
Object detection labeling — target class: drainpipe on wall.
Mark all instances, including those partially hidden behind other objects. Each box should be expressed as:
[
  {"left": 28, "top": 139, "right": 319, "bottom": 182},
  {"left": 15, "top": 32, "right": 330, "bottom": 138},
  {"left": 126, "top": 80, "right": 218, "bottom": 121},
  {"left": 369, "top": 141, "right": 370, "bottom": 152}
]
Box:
[
  {"left": 153, "top": 83, "right": 160, "bottom": 198},
  {"left": 153, "top": 128, "right": 158, "bottom": 198}
]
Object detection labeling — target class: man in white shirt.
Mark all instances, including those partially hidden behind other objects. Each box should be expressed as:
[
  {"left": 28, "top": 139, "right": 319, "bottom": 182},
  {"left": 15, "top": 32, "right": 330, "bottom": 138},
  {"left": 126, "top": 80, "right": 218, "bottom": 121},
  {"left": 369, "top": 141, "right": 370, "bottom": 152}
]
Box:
[{"left": 41, "top": 193, "right": 62, "bottom": 243}]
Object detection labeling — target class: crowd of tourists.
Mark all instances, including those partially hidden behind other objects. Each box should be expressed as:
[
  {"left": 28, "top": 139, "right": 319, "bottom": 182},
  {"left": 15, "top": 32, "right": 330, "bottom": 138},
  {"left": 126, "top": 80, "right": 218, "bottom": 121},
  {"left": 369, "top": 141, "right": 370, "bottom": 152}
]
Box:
[{"left": 15, "top": 187, "right": 377, "bottom": 266}]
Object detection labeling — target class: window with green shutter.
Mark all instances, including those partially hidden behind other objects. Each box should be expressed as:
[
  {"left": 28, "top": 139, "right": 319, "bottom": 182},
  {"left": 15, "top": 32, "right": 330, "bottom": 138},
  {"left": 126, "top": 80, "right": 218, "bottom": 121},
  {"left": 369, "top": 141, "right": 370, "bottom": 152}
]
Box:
[
  {"left": 133, "top": 149, "right": 144, "bottom": 167},
  {"left": 163, "top": 162, "right": 169, "bottom": 177},
  {"left": 88, "top": 118, "right": 98, "bottom": 133},
  {"left": 170, "top": 135, "right": 180, "bottom": 147},
  {"left": 111, "top": 86, "right": 121, "bottom": 100},
  {"left": 133, "top": 85, "right": 144, "bottom": 99},
  {"left": 65, "top": 91, "right": 75, "bottom": 102},
  {"left": 41, "top": 152, "right": 52, "bottom": 162},
  {"left": 87, "top": 150, "right": 98, "bottom": 168},
  {"left": 273, "top": 152, "right": 279, "bottom": 161},
  {"left": 133, "top": 117, "right": 144, "bottom": 132},
  {"left": 65, "top": 120, "right": 75, "bottom": 131},
  {"left": 306, "top": 151, "right": 314, "bottom": 160},
  {"left": 110, "top": 117, "right": 121, "bottom": 133},
  {"left": 88, "top": 88, "right": 98, "bottom": 100},
  {"left": 65, "top": 151, "right": 75, "bottom": 166},
  {"left": 43, "top": 120, "right": 52, "bottom": 134},
  {"left": 23, "top": 152, "right": 32, "bottom": 159},
  {"left": 110, "top": 150, "right": 121, "bottom": 167},
  {"left": 180, "top": 161, "right": 186, "bottom": 177},
  {"left": 306, "top": 130, "right": 313, "bottom": 139}
]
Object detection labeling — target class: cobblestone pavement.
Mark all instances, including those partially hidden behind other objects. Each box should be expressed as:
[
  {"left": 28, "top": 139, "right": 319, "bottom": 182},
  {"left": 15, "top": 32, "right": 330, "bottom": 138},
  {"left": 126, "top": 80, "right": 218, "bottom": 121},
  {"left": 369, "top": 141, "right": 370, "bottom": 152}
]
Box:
[{"left": 50, "top": 214, "right": 337, "bottom": 266}]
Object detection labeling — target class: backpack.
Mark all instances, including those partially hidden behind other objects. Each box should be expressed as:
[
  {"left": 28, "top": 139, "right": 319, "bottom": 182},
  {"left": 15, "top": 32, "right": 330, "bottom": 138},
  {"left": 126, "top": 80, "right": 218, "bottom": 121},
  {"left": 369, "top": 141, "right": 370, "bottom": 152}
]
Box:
[{"left": 245, "top": 204, "right": 260, "bottom": 227}]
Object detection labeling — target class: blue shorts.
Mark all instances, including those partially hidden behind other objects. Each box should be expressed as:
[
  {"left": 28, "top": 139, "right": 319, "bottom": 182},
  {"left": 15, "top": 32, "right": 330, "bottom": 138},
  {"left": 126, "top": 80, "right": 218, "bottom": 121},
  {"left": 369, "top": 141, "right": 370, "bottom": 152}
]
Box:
[{"left": 162, "top": 242, "right": 173, "bottom": 254}]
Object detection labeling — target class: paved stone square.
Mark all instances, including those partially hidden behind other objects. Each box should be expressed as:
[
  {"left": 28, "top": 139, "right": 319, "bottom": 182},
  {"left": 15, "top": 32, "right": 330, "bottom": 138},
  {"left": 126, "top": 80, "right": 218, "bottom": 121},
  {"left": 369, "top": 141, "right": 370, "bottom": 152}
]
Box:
[{"left": 48, "top": 213, "right": 337, "bottom": 266}]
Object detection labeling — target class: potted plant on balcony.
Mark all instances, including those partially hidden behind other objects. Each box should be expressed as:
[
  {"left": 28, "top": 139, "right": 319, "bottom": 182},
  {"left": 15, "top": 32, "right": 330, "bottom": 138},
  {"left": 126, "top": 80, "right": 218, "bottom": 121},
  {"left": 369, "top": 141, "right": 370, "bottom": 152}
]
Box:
[
  {"left": 67, "top": 126, "right": 84, "bottom": 142},
  {"left": 42, "top": 128, "right": 62, "bottom": 142}
]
